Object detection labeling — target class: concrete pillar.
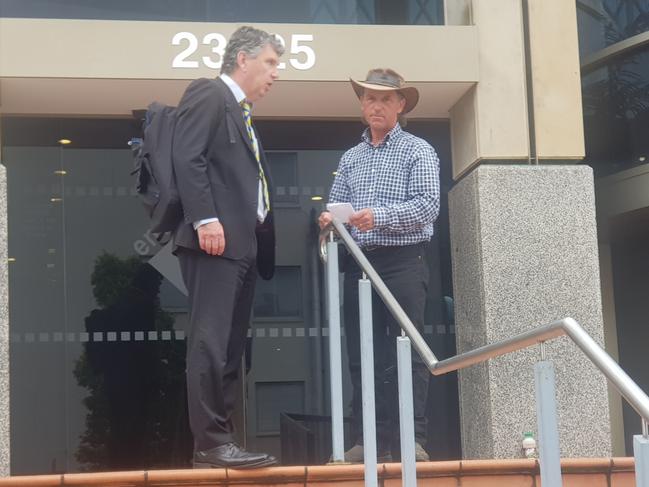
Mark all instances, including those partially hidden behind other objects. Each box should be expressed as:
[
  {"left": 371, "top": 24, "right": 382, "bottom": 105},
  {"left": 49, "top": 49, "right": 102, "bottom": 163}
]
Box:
[
  {"left": 0, "top": 149, "right": 9, "bottom": 475},
  {"left": 449, "top": 165, "right": 612, "bottom": 458}
]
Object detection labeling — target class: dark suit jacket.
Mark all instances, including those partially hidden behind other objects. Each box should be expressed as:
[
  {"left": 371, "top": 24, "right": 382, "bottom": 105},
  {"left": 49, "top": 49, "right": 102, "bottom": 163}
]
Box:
[{"left": 172, "top": 77, "right": 275, "bottom": 280}]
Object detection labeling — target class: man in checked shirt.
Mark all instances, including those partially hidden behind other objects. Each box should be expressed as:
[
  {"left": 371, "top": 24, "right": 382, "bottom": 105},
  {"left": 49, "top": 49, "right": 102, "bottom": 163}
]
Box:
[{"left": 319, "top": 68, "right": 440, "bottom": 463}]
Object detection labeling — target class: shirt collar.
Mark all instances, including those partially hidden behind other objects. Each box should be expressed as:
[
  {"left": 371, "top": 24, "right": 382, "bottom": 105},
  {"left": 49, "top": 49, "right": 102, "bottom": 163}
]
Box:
[
  {"left": 362, "top": 122, "right": 403, "bottom": 146},
  {"left": 220, "top": 73, "right": 247, "bottom": 104}
]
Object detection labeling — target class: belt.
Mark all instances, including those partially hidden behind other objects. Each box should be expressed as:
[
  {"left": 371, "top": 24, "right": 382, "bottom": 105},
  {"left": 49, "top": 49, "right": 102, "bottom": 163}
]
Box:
[
  {"left": 360, "top": 242, "right": 426, "bottom": 253},
  {"left": 361, "top": 245, "right": 382, "bottom": 252}
]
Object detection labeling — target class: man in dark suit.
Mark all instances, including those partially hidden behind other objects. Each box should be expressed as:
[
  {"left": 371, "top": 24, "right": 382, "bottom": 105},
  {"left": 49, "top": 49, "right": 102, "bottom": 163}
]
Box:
[{"left": 172, "top": 26, "right": 283, "bottom": 469}]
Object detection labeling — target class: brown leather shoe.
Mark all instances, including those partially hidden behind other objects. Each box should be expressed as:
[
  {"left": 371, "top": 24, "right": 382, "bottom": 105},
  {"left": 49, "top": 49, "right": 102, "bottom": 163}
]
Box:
[
  {"left": 193, "top": 442, "right": 278, "bottom": 469},
  {"left": 335, "top": 444, "right": 392, "bottom": 463},
  {"left": 415, "top": 442, "right": 430, "bottom": 461}
]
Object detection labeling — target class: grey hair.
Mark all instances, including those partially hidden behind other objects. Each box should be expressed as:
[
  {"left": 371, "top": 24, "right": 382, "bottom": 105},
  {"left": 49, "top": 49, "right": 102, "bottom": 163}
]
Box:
[{"left": 221, "top": 26, "right": 285, "bottom": 75}]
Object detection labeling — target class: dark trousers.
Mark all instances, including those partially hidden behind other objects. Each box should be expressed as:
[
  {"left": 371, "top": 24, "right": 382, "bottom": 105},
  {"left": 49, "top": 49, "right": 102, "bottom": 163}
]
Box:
[
  {"left": 343, "top": 243, "right": 430, "bottom": 452},
  {"left": 177, "top": 246, "right": 257, "bottom": 451}
]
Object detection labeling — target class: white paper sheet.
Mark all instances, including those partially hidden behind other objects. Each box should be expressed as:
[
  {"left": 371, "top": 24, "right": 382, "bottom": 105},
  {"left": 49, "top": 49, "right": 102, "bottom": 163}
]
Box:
[{"left": 326, "top": 202, "right": 355, "bottom": 224}]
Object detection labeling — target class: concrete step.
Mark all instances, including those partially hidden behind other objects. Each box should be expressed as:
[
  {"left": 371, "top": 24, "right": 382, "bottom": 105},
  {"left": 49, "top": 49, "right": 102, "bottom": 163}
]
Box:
[{"left": 0, "top": 458, "right": 636, "bottom": 486}]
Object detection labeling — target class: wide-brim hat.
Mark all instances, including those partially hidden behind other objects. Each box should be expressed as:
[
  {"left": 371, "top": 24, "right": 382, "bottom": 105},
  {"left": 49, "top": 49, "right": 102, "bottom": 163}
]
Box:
[{"left": 350, "top": 69, "right": 419, "bottom": 114}]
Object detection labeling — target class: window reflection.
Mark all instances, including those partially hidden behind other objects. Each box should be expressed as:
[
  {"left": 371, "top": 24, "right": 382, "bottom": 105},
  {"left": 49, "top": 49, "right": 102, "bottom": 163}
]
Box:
[
  {"left": 267, "top": 153, "right": 299, "bottom": 206},
  {"left": 75, "top": 253, "right": 190, "bottom": 471},
  {"left": 0, "top": 0, "right": 444, "bottom": 25},
  {"left": 578, "top": 0, "right": 649, "bottom": 57},
  {"left": 253, "top": 266, "right": 303, "bottom": 319},
  {"left": 255, "top": 381, "right": 305, "bottom": 435},
  {"left": 582, "top": 49, "right": 649, "bottom": 176}
]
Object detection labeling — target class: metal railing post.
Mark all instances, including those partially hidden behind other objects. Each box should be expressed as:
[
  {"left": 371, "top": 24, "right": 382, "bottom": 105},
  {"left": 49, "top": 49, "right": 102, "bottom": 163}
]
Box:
[
  {"left": 359, "top": 277, "right": 378, "bottom": 487},
  {"left": 397, "top": 335, "right": 416, "bottom": 487},
  {"left": 326, "top": 236, "right": 345, "bottom": 463},
  {"left": 534, "top": 359, "right": 562, "bottom": 487},
  {"left": 635, "top": 418, "right": 649, "bottom": 487}
]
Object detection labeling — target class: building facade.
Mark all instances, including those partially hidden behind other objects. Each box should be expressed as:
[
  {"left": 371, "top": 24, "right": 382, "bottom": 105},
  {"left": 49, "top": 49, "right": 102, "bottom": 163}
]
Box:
[{"left": 0, "top": 0, "right": 646, "bottom": 476}]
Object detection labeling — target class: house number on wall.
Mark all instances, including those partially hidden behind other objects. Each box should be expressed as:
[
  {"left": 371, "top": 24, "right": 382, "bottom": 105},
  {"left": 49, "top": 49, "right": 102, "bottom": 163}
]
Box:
[{"left": 172, "top": 32, "right": 316, "bottom": 71}]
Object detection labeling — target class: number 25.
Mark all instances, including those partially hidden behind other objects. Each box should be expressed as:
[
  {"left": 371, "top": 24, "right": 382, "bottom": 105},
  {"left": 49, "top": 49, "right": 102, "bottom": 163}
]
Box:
[{"left": 272, "top": 34, "right": 315, "bottom": 70}]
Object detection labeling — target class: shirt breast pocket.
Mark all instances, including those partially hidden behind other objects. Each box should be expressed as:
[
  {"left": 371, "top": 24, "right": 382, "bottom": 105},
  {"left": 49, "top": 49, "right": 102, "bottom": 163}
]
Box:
[
  {"left": 348, "top": 164, "right": 369, "bottom": 190},
  {"left": 377, "top": 161, "right": 409, "bottom": 202}
]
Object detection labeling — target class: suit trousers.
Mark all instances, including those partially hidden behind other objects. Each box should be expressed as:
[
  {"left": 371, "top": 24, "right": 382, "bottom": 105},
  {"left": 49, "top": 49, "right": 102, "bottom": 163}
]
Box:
[
  {"left": 343, "top": 243, "right": 430, "bottom": 452},
  {"left": 177, "top": 245, "right": 257, "bottom": 451}
]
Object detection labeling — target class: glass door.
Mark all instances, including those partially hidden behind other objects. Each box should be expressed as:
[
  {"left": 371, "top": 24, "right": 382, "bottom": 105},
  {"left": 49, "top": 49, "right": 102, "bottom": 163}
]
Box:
[{"left": 3, "top": 116, "right": 459, "bottom": 473}]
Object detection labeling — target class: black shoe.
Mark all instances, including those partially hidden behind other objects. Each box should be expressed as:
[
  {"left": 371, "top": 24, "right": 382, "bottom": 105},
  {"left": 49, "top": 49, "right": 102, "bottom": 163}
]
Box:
[{"left": 193, "top": 442, "right": 278, "bottom": 469}]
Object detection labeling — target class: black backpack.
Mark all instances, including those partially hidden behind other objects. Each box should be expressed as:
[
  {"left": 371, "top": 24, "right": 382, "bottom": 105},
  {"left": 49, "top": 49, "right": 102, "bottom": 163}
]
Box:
[{"left": 130, "top": 102, "right": 183, "bottom": 238}]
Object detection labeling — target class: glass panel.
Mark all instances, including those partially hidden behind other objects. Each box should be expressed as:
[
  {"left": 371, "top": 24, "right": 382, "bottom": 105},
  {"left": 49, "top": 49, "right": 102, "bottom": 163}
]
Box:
[
  {"left": 582, "top": 47, "right": 649, "bottom": 177},
  {"left": 267, "top": 153, "right": 299, "bottom": 206},
  {"left": 3, "top": 116, "right": 458, "bottom": 472},
  {"left": 255, "top": 381, "right": 305, "bottom": 434},
  {"left": 408, "top": 0, "right": 444, "bottom": 25},
  {"left": 608, "top": 210, "right": 649, "bottom": 454},
  {"left": 577, "top": 0, "right": 649, "bottom": 57},
  {"left": 253, "top": 266, "right": 302, "bottom": 318},
  {"left": 0, "top": 0, "right": 444, "bottom": 25},
  {"left": 4, "top": 142, "right": 193, "bottom": 474},
  {"left": 6, "top": 146, "right": 67, "bottom": 474}
]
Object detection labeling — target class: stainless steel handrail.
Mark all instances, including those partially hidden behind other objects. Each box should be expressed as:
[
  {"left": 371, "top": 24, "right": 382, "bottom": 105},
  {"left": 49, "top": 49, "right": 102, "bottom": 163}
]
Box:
[
  {"left": 319, "top": 219, "right": 438, "bottom": 368},
  {"left": 319, "top": 218, "right": 649, "bottom": 424},
  {"left": 432, "top": 317, "right": 649, "bottom": 421}
]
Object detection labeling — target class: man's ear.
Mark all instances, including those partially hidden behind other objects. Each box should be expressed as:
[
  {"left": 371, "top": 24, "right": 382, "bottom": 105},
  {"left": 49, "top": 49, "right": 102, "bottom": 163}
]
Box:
[
  {"left": 397, "top": 97, "right": 406, "bottom": 114},
  {"left": 236, "top": 51, "right": 247, "bottom": 71}
]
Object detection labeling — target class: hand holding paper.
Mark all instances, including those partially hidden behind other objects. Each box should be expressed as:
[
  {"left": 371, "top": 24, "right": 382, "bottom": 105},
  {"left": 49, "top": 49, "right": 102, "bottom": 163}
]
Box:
[
  {"left": 348, "top": 208, "right": 375, "bottom": 232},
  {"left": 326, "top": 202, "right": 355, "bottom": 224}
]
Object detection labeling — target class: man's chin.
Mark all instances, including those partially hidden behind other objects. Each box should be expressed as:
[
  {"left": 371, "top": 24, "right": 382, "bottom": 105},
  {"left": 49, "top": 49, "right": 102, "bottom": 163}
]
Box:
[{"left": 258, "top": 88, "right": 270, "bottom": 99}]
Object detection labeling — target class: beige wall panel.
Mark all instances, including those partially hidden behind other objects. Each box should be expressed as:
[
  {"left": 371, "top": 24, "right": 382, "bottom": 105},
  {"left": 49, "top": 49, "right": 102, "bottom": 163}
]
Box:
[
  {"left": 450, "top": 86, "right": 479, "bottom": 177},
  {"left": 0, "top": 19, "right": 478, "bottom": 83},
  {"left": 450, "top": 0, "right": 529, "bottom": 178},
  {"left": 471, "top": 0, "right": 529, "bottom": 159},
  {"left": 528, "top": 0, "right": 585, "bottom": 159},
  {"left": 444, "top": 0, "right": 472, "bottom": 26}
]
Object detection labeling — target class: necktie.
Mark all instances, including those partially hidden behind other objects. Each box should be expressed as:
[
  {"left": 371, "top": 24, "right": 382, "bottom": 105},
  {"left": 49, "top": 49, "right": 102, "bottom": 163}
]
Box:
[{"left": 241, "top": 101, "right": 270, "bottom": 213}]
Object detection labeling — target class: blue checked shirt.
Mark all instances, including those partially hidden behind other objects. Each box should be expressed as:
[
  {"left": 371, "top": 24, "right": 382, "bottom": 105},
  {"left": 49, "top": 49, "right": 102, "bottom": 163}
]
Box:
[{"left": 328, "top": 123, "right": 440, "bottom": 248}]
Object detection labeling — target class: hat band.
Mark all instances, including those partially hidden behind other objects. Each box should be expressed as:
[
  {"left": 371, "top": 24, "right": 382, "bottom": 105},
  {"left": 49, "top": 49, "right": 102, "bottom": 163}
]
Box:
[{"left": 365, "top": 73, "right": 402, "bottom": 89}]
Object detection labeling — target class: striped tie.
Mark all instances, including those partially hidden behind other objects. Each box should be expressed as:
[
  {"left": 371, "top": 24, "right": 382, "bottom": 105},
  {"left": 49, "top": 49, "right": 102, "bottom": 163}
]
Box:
[{"left": 241, "top": 101, "right": 270, "bottom": 212}]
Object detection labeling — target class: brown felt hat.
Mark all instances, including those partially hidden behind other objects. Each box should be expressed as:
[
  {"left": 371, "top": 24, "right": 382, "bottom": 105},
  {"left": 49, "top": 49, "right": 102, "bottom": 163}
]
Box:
[{"left": 350, "top": 68, "right": 419, "bottom": 114}]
